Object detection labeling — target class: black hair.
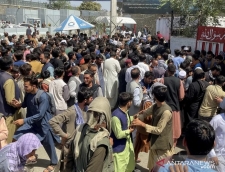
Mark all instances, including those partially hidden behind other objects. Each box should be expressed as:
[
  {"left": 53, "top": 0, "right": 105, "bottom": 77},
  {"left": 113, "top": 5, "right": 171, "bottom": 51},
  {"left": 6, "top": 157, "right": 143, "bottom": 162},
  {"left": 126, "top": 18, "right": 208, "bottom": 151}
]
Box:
[
  {"left": 139, "top": 54, "right": 146, "bottom": 62},
  {"left": 131, "top": 56, "right": 139, "bottom": 65},
  {"left": 0, "top": 56, "right": 13, "bottom": 71},
  {"left": 174, "top": 49, "right": 180, "bottom": 56},
  {"left": 54, "top": 67, "right": 64, "bottom": 78},
  {"left": 26, "top": 54, "right": 32, "bottom": 62},
  {"left": 194, "top": 50, "right": 201, "bottom": 57},
  {"left": 19, "top": 63, "right": 32, "bottom": 76},
  {"left": 68, "top": 52, "right": 75, "bottom": 60},
  {"left": 153, "top": 86, "right": 167, "bottom": 102},
  {"left": 96, "top": 54, "right": 104, "bottom": 60},
  {"left": 167, "top": 64, "right": 176, "bottom": 74},
  {"left": 31, "top": 53, "right": 39, "bottom": 61},
  {"left": 14, "top": 50, "right": 23, "bottom": 61},
  {"left": 192, "top": 54, "right": 199, "bottom": 61},
  {"left": 77, "top": 87, "right": 94, "bottom": 103},
  {"left": 90, "top": 52, "right": 96, "bottom": 61},
  {"left": 215, "top": 55, "right": 223, "bottom": 61},
  {"left": 84, "top": 70, "right": 94, "bottom": 78},
  {"left": 185, "top": 119, "right": 215, "bottom": 157},
  {"left": 211, "top": 65, "right": 221, "bottom": 72},
  {"left": 52, "top": 49, "right": 59, "bottom": 58},
  {"left": 42, "top": 52, "right": 51, "bottom": 60},
  {"left": 11, "top": 65, "right": 20, "bottom": 73},
  {"left": 1, "top": 49, "right": 8, "bottom": 56},
  {"left": 162, "top": 52, "right": 168, "bottom": 61},
  {"left": 193, "top": 69, "right": 205, "bottom": 81},
  {"left": 81, "top": 50, "right": 88, "bottom": 57},
  {"left": 131, "top": 68, "right": 140, "bottom": 79},
  {"left": 216, "top": 75, "right": 225, "bottom": 85},
  {"left": 84, "top": 55, "right": 91, "bottom": 64},
  {"left": 144, "top": 71, "right": 154, "bottom": 78},
  {"left": 41, "top": 70, "right": 50, "bottom": 79},
  {"left": 89, "top": 46, "right": 95, "bottom": 53},
  {"left": 118, "top": 92, "right": 133, "bottom": 106},
  {"left": 207, "top": 50, "right": 214, "bottom": 56},
  {"left": 23, "top": 76, "right": 39, "bottom": 87},
  {"left": 201, "top": 50, "right": 206, "bottom": 56}
]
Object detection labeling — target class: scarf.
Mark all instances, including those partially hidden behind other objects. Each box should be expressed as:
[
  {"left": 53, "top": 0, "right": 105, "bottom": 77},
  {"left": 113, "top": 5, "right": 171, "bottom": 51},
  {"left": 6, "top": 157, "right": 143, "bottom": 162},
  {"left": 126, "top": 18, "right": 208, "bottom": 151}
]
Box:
[
  {"left": 74, "top": 97, "right": 111, "bottom": 159},
  {"left": 6, "top": 133, "right": 42, "bottom": 172},
  {"left": 209, "top": 70, "right": 215, "bottom": 81},
  {"left": 74, "top": 103, "right": 84, "bottom": 126}
]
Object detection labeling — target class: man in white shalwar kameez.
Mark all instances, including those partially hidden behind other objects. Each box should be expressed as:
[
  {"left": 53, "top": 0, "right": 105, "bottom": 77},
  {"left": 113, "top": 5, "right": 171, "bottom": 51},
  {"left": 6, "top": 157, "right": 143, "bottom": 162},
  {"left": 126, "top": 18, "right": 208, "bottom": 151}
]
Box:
[
  {"left": 209, "top": 113, "right": 225, "bottom": 172},
  {"left": 103, "top": 51, "right": 121, "bottom": 109}
]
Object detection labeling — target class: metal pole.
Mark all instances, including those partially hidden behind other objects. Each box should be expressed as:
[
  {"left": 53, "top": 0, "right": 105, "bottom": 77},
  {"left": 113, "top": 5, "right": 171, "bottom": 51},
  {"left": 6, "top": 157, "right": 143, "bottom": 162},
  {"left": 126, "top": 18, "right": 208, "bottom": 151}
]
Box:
[
  {"left": 170, "top": 10, "right": 174, "bottom": 48},
  {"left": 110, "top": 0, "right": 117, "bottom": 37}
]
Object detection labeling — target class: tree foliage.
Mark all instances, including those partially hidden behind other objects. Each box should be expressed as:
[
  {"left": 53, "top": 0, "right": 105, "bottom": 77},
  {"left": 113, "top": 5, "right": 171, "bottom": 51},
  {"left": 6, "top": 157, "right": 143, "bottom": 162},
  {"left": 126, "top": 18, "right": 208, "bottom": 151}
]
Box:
[
  {"left": 48, "top": 0, "right": 73, "bottom": 10},
  {"left": 77, "top": 1, "right": 102, "bottom": 11},
  {"left": 160, "top": 0, "right": 225, "bottom": 26}
]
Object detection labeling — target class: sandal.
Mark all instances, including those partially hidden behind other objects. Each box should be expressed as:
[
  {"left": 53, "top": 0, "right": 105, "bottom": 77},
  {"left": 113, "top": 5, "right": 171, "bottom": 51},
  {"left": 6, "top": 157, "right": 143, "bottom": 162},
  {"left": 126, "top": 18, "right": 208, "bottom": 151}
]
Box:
[
  {"left": 43, "top": 165, "right": 56, "bottom": 172},
  {"left": 26, "top": 154, "right": 38, "bottom": 165},
  {"left": 136, "top": 159, "right": 141, "bottom": 163}
]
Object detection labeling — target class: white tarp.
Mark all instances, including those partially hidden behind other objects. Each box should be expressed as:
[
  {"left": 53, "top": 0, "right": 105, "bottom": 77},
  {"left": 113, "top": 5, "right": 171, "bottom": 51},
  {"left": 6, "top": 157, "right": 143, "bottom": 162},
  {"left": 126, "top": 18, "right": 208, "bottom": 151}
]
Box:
[{"left": 95, "top": 16, "right": 136, "bottom": 26}]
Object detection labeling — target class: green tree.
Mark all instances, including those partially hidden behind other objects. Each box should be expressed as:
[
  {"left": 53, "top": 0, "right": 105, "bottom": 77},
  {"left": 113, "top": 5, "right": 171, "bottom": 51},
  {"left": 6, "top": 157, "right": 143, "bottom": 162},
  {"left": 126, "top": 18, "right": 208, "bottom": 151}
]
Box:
[
  {"left": 77, "top": 1, "right": 102, "bottom": 11},
  {"left": 160, "top": 0, "right": 225, "bottom": 26},
  {"left": 48, "top": 0, "right": 73, "bottom": 10},
  {"left": 160, "top": 0, "right": 225, "bottom": 37}
]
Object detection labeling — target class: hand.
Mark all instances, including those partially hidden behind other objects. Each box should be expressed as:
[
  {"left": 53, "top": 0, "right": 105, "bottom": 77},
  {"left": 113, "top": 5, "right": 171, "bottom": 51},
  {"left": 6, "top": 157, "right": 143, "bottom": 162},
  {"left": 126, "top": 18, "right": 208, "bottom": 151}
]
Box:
[
  {"left": 14, "top": 119, "right": 24, "bottom": 126},
  {"left": 132, "top": 118, "right": 145, "bottom": 127},
  {"left": 142, "top": 86, "right": 147, "bottom": 94},
  {"left": 10, "top": 99, "right": 21, "bottom": 108},
  {"left": 110, "top": 137, "right": 113, "bottom": 146},
  {"left": 61, "top": 135, "right": 68, "bottom": 145},
  {"left": 211, "top": 157, "right": 219, "bottom": 166},
  {"left": 129, "top": 126, "right": 135, "bottom": 133},
  {"left": 169, "top": 165, "right": 188, "bottom": 172},
  {"left": 215, "top": 97, "right": 223, "bottom": 104}
]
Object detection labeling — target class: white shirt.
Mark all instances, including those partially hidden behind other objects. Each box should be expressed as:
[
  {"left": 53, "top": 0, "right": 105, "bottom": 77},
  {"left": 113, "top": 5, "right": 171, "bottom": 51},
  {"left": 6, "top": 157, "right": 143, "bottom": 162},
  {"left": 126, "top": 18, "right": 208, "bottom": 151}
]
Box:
[
  {"left": 138, "top": 62, "right": 149, "bottom": 73},
  {"left": 125, "top": 65, "right": 145, "bottom": 83},
  {"left": 209, "top": 114, "right": 225, "bottom": 158},
  {"left": 133, "top": 87, "right": 142, "bottom": 107}
]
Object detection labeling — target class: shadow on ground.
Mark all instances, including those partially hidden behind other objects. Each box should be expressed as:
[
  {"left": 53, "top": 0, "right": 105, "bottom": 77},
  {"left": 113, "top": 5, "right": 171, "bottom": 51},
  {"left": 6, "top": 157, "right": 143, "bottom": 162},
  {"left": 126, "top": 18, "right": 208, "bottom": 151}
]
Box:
[
  {"left": 136, "top": 164, "right": 149, "bottom": 172},
  {"left": 34, "top": 158, "right": 51, "bottom": 168}
]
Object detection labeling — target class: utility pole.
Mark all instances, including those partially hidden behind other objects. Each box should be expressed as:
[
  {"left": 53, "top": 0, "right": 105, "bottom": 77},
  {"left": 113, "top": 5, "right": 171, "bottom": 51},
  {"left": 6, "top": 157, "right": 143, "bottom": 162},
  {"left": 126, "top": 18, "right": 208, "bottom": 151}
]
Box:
[{"left": 110, "top": 0, "right": 117, "bottom": 37}]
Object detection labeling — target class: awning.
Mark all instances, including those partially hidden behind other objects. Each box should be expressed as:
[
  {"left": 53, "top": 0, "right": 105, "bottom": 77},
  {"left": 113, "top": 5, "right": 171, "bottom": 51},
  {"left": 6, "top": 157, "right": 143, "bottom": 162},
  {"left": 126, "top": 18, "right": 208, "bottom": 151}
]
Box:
[{"left": 95, "top": 16, "right": 136, "bottom": 26}]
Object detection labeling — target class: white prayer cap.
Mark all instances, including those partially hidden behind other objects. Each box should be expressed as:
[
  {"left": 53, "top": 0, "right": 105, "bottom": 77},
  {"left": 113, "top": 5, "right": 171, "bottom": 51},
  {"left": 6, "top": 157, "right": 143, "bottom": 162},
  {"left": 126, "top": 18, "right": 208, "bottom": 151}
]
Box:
[{"left": 179, "top": 70, "right": 186, "bottom": 79}]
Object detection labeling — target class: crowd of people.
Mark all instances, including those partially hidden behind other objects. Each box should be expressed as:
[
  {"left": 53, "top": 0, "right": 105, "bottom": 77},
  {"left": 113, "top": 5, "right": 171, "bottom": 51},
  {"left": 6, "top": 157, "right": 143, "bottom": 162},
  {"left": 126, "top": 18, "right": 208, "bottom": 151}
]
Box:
[{"left": 0, "top": 30, "right": 224, "bottom": 172}]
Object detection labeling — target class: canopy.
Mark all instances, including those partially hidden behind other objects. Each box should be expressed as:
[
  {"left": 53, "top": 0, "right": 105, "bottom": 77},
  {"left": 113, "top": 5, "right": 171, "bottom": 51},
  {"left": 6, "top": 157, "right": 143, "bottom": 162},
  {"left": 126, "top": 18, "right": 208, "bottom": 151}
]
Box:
[
  {"left": 54, "top": 14, "right": 95, "bottom": 31},
  {"left": 95, "top": 16, "right": 136, "bottom": 26}
]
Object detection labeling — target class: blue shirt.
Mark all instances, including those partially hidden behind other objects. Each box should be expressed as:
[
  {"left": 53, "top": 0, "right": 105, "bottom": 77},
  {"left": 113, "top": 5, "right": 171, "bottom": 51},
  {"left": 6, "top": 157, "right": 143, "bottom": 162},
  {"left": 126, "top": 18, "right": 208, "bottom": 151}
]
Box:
[
  {"left": 14, "top": 90, "right": 60, "bottom": 142},
  {"left": 14, "top": 60, "right": 26, "bottom": 67},
  {"left": 194, "top": 63, "right": 202, "bottom": 70},
  {"left": 172, "top": 56, "right": 184, "bottom": 75},
  {"left": 158, "top": 158, "right": 216, "bottom": 172}
]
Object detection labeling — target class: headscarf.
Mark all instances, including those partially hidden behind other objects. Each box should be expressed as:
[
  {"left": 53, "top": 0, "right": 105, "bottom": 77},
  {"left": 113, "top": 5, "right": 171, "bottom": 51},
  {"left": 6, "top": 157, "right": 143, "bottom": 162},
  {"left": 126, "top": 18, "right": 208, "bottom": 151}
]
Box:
[
  {"left": 6, "top": 133, "right": 42, "bottom": 172},
  {"left": 74, "top": 97, "right": 111, "bottom": 159}
]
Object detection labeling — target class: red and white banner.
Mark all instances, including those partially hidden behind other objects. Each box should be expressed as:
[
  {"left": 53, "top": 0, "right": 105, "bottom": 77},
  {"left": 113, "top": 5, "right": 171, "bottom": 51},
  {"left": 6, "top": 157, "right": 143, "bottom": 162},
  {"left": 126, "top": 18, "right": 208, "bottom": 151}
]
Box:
[{"left": 196, "top": 26, "right": 225, "bottom": 55}]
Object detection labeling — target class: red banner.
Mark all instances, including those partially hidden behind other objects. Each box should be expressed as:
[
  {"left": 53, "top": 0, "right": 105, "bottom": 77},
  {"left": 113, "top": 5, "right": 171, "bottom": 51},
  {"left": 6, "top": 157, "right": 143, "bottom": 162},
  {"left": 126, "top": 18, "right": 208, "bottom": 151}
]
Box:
[{"left": 197, "top": 26, "right": 225, "bottom": 43}]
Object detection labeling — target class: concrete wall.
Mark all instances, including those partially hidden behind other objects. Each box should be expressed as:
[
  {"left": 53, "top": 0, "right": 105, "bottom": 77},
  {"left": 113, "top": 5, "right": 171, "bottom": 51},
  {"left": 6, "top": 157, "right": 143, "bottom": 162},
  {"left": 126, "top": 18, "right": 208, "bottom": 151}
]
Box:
[
  {"left": 0, "top": 27, "right": 49, "bottom": 36},
  {"left": 170, "top": 36, "right": 196, "bottom": 54}
]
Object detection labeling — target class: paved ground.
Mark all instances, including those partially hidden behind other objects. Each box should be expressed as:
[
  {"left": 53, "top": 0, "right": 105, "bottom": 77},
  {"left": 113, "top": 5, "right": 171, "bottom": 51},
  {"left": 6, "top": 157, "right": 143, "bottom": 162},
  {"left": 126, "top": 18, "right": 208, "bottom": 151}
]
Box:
[{"left": 32, "top": 138, "right": 184, "bottom": 172}]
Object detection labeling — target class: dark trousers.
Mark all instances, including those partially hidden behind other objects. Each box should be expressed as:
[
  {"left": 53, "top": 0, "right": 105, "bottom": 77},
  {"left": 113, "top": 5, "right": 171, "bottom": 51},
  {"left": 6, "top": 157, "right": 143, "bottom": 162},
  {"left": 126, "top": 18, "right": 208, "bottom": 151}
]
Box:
[{"left": 41, "top": 130, "right": 58, "bottom": 165}]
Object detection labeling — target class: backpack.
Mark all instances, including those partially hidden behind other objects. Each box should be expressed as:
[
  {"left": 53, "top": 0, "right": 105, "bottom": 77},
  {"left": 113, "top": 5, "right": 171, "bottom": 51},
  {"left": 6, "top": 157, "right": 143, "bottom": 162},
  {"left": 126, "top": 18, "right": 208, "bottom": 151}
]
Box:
[{"left": 35, "top": 90, "right": 56, "bottom": 116}]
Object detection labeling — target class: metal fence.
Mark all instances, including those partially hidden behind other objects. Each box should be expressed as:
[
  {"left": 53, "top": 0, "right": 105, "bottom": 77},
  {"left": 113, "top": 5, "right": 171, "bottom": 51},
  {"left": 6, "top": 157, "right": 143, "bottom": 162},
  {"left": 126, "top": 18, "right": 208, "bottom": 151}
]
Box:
[{"left": 0, "top": 0, "right": 47, "bottom": 8}]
